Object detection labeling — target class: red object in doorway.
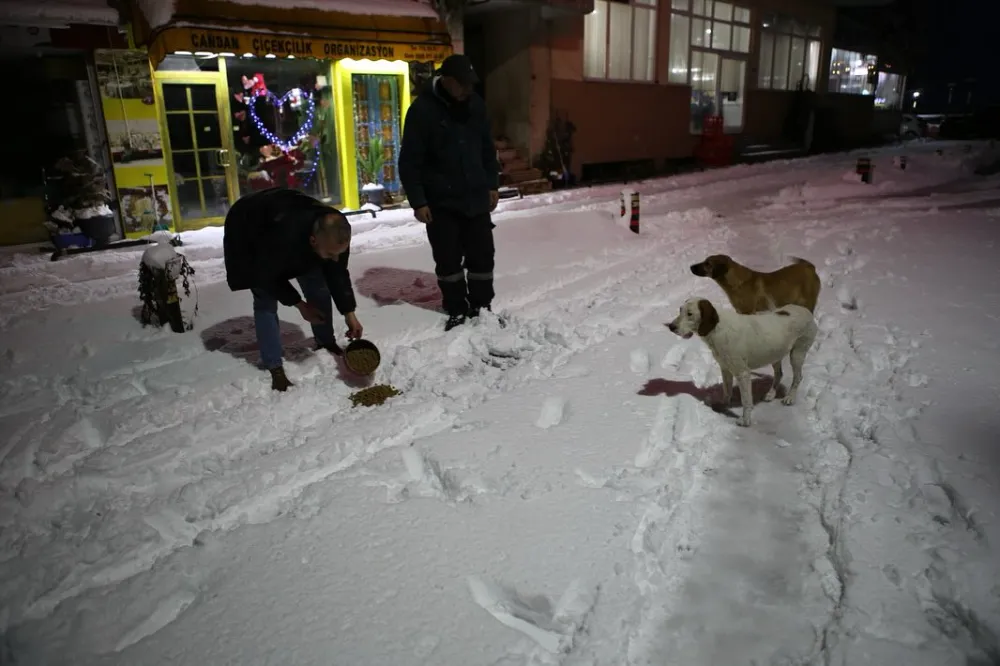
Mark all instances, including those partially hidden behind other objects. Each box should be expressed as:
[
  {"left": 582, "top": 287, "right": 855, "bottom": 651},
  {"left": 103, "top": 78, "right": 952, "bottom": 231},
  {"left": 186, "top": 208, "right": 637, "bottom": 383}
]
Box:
[{"left": 694, "top": 115, "right": 734, "bottom": 169}]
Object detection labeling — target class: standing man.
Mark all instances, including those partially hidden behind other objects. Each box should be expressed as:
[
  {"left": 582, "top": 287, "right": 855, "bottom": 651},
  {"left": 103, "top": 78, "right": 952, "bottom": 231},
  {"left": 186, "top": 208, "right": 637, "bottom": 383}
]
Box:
[
  {"left": 223, "top": 187, "right": 364, "bottom": 391},
  {"left": 398, "top": 54, "right": 501, "bottom": 331}
]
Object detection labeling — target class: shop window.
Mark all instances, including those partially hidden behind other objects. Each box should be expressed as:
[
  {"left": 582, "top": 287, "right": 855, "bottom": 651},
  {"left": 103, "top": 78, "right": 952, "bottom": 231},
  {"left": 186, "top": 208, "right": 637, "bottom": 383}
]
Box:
[
  {"left": 757, "top": 14, "right": 822, "bottom": 91},
  {"left": 5, "top": 54, "right": 96, "bottom": 199},
  {"left": 667, "top": 0, "right": 750, "bottom": 133},
  {"left": 351, "top": 74, "right": 404, "bottom": 200},
  {"left": 667, "top": 12, "right": 690, "bottom": 83},
  {"left": 875, "top": 72, "right": 906, "bottom": 109},
  {"left": 669, "top": 0, "right": 750, "bottom": 62},
  {"left": 226, "top": 57, "right": 341, "bottom": 204},
  {"left": 828, "top": 48, "right": 877, "bottom": 95},
  {"left": 689, "top": 50, "right": 718, "bottom": 132},
  {"left": 583, "top": 0, "right": 658, "bottom": 82},
  {"left": 668, "top": 0, "right": 751, "bottom": 82},
  {"left": 158, "top": 53, "right": 220, "bottom": 72}
]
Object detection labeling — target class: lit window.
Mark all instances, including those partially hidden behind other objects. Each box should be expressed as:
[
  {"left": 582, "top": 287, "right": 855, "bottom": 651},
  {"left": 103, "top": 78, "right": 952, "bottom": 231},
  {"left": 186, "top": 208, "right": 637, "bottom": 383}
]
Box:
[
  {"left": 584, "top": 0, "right": 658, "bottom": 82},
  {"left": 757, "top": 13, "right": 822, "bottom": 91},
  {"left": 874, "top": 71, "right": 906, "bottom": 109},
  {"left": 666, "top": 0, "right": 750, "bottom": 133},
  {"left": 827, "top": 47, "right": 878, "bottom": 95}
]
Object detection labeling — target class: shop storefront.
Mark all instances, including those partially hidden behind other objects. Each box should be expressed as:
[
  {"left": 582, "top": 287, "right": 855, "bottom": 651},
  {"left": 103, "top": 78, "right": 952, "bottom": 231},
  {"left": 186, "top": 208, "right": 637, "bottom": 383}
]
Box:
[
  {"left": 0, "top": 23, "right": 124, "bottom": 246},
  {"left": 112, "top": 1, "right": 450, "bottom": 236}
]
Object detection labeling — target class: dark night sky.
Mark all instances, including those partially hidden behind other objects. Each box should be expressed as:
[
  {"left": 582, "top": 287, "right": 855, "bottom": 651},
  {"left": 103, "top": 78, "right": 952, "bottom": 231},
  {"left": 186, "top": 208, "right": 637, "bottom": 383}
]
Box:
[{"left": 911, "top": 0, "right": 1000, "bottom": 97}]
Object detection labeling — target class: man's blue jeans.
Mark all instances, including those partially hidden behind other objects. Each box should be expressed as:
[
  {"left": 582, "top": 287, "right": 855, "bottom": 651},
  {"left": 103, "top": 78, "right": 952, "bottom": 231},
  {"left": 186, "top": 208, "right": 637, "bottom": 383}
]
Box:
[{"left": 252, "top": 268, "right": 335, "bottom": 370}]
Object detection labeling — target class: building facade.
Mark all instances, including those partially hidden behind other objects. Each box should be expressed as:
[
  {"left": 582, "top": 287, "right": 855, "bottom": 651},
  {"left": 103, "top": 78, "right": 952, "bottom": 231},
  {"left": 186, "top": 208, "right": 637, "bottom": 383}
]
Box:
[
  {"left": 0, "top": 7, "right": 126, "bottom": 246},
  {"left": 469, "top": 0, "right": 897, "bottom": 180},
  {"left": 105, "top": 0, "right": 451, "bottom": 237},
  {"left": 0, "top": 0, "right": 452, "bottom": 245}
]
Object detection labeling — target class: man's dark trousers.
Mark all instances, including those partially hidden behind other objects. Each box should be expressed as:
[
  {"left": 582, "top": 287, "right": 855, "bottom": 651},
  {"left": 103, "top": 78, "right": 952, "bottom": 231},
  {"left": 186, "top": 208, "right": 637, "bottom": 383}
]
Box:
[{"left": 426, "top": 208, "right": 495, "bottom": 317}]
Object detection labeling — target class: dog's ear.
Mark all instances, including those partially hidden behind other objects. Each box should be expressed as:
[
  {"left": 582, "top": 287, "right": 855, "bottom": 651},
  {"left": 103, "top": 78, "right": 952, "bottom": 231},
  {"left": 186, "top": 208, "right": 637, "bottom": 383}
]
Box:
[
  {"left": 697, "top": 299, "right": 719, "bottom": 336},
  {"left": 710, "top": 258, "right": 729, "bottom": 279}
]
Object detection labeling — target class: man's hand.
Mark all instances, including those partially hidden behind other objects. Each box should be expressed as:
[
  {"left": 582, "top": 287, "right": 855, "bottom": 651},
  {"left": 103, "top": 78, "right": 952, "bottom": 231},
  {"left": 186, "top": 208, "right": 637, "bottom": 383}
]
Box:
[
  {"left": 296, "top": 301, "right": 326, "bottom": 324},
  {"left": 414, "top": 206, "right": 433, "bottom": 224},
  {"left": 489, "top": 190, "right": 500, "bottom": 212},
  {"left": 344, "top": 312, "right": 364, "bottom": 340}
]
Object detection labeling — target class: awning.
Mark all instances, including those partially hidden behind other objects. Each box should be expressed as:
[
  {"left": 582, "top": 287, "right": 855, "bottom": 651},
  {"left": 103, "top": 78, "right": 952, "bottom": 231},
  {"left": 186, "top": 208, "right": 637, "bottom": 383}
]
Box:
[
  {"left": 148, "top": 25, "right": 450, "bottom": 65},
  {"left": 129, "top": 0, "right": 451, "bottom": 66}
]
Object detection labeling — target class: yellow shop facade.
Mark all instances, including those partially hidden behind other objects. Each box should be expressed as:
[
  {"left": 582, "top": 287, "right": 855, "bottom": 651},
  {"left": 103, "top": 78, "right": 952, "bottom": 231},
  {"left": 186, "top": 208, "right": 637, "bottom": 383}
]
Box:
[{"left": 108, "top": 0, "right": 451, "bottom": 237}]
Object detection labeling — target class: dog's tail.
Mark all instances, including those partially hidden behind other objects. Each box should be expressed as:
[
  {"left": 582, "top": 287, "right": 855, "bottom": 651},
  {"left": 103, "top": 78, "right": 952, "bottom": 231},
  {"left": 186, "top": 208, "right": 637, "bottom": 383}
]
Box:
[{"left": 788, "top": 256, "right": 816, "bottom": 269}]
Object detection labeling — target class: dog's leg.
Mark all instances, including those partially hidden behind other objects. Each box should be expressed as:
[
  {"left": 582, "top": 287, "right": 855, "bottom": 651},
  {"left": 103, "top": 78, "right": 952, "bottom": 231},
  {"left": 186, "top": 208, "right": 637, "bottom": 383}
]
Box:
[
  {"left": 764, "top": 360, "right": 783, "bottom": 402},
  {"left": 736, "top": 371, "right": 754, "bottom": 427},
  {"left": 784, "top": 344, "right": 809, "bottom": 406},
  {"left": 720, "top": 368, "right": 733, "bottom": 405}
]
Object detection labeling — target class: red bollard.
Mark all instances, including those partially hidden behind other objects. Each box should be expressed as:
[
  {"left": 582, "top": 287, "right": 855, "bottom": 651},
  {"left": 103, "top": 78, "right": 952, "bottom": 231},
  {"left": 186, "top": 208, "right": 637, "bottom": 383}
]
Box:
[
  {"left": 630, "top": 192, "right": 640, "bottom": 234},
  {"left": 856, "top": 157, "right": 874, "bottom": 184}
]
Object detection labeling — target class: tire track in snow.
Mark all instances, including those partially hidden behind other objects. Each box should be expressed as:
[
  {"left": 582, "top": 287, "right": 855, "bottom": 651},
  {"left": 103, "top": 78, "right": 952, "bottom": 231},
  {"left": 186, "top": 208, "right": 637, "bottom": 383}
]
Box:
[
  {"left": 0, "top": 211, "right": 732, "bottom": 636},
  {"left": 757, "top": 200, "right": 997, "bottom": 664}
]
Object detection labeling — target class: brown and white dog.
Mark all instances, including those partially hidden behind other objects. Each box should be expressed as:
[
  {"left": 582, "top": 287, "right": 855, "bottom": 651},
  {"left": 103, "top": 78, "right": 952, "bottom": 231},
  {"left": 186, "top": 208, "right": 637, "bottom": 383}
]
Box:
[
  {"left": 689, "top": 254, "right": 821, "bottom": 314},
  {"left": 666, "top": 298, "right": 818, "bottom": 427}
]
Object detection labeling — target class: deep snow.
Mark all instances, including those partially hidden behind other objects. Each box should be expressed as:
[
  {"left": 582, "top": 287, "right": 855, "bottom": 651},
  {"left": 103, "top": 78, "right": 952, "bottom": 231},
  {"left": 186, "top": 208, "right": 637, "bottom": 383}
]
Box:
[{"left": 1, "top": 142, "right": 999, "bottom": 665}]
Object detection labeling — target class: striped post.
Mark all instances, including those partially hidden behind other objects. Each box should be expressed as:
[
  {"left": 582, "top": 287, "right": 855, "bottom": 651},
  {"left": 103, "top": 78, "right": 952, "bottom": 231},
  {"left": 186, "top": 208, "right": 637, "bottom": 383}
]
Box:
[{"left": 630, "top": 192, "right": 640, "bottom": 234}]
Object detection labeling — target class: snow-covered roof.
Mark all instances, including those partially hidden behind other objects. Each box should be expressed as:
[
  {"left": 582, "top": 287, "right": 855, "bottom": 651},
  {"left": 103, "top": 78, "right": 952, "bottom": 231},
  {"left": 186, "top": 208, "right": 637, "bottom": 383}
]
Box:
[
  {"left": 135, "top": 0, "right": 439, "bottom": 30},
  {"left": 0, "top": 0, "right": 119, "bottom": 27}
]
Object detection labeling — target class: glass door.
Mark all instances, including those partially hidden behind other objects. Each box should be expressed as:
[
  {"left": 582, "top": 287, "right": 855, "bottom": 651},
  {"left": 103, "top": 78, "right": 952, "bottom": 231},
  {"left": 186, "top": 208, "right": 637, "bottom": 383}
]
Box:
[
  {"left": 719, "top": 57, "right": 746, "bottom": 132},
  {"left": 689, "top": 51, "right": 747, "bottom": 133},
  {"left": 690, "top": 50, "right": 719, "bottom": 133},
  {"left": 155, "top": 73, "right": 237, "bottom": 230}
]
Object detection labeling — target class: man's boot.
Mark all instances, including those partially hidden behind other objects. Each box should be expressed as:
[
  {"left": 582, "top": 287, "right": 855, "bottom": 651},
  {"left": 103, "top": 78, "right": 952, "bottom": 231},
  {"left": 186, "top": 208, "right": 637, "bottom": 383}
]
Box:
[
  {"left": 468, "top": 305, "right": 506, "bottom": 329},
  {"left": 445, "top": 313, "right": 466, "bottom": 332},
  {"left": 270, "top": 367, "right": 293, "bottom": 392}
]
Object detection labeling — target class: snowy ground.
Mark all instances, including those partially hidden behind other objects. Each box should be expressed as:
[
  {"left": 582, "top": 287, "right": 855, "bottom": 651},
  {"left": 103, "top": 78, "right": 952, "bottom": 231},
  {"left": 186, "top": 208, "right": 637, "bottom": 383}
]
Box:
[{"left": 2, "top": 142, "right": 1000, "bottom": 665}]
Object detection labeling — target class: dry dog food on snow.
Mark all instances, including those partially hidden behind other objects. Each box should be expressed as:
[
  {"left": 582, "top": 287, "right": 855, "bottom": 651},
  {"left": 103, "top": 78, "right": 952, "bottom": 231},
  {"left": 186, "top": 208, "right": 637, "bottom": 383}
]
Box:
[{"left": 349, "top": 384, "right": 400, "bottom": 407}]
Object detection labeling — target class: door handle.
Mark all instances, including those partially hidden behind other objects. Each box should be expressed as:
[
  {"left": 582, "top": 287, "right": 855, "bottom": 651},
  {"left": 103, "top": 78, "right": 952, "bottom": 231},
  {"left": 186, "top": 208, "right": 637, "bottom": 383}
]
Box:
[{"left": 217, "top": 149, "right": 231, "bottom": 168}]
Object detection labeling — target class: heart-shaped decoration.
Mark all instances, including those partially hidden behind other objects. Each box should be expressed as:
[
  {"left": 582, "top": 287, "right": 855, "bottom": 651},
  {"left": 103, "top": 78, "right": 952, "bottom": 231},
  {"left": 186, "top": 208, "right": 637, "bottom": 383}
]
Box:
[{"left": 247, "top": 88, "right": 315, "bottom": 153}]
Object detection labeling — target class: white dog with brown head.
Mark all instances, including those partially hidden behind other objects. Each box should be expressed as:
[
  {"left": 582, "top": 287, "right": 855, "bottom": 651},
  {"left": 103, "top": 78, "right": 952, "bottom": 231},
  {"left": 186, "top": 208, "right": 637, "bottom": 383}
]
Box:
[{"left": 666, "top": 297, "right": 818, "bottom": 427}]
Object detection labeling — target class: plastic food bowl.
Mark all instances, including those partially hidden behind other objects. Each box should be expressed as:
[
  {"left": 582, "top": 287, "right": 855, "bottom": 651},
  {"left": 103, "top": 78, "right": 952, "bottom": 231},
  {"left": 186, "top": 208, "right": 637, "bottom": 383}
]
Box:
[{"left": 343, "top": 339, "right": 381, "bottom": 376}]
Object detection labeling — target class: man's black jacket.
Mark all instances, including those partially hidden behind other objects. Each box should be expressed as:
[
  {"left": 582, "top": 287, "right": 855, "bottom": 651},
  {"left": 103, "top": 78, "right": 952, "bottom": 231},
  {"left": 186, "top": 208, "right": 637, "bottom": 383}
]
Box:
[
  {"left": 397, "top": 78, "right": 499, "bottom": 217},
  {"left": 223, "top": 188, "right": 357, "bottom": 314}
]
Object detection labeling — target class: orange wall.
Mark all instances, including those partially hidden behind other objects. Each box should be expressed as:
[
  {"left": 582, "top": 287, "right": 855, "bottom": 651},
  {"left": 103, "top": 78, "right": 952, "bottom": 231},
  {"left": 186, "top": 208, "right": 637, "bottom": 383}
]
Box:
[
  {"left": 548, "top": 9, "right": 695, "bottom": 171},
  {"left": 486, "top": 0, "right": 844, "bottom": 170},
  {"left": 551, "top": 79, "right": 696, "bottom": 173}
]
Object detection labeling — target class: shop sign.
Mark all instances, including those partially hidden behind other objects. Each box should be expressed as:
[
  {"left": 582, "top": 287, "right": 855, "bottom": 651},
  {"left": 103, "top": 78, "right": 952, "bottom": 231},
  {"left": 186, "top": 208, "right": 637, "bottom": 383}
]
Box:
[{"left": 169, "top": 28, "right": 450, "bottom": 62}]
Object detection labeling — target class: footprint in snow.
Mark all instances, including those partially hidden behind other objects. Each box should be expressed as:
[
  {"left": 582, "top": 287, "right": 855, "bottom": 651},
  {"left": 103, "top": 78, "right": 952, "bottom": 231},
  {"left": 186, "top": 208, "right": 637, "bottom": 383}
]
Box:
[
  {"left": 660, "top": 344, "right": 686, "bottom": 371},
  {"left": 467, "top": 576, "right": 596, "bottom": 654},
  {"left": 536, "top": 396, "right": 567, "bottom": 429},
  {"left": 836, "top": 285, "right": 859, "bottom": 311},
  {"left": 630, "top": 349, "right": 651, "bottom": 374}
]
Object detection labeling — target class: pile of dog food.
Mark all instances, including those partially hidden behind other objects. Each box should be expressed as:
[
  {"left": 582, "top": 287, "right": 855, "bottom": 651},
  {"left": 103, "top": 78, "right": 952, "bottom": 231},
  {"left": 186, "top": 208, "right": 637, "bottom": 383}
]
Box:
[{"left": 349, "top": 385, "right": 401, "bottom": 407}]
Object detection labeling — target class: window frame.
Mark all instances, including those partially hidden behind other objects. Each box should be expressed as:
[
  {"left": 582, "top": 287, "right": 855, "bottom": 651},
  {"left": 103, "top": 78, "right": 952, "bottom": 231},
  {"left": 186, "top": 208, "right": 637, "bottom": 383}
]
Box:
[
  {"left": 874, "top": 70, "right": 906, "bottom": 110},
  {"left": 583, "top": 0, "right": 660, "bottom": 84},
  {"left": 667, "top": 0, "right": 752, "bottom": 87},
  {"left": 666, "top": 0, "right": 752, "bottom": 134},
  {"left": 827, "top": 47, "right": 879, "bottom": 96},
  {"left": 756, "top": 13, "right": 823, "bottom": 92}
]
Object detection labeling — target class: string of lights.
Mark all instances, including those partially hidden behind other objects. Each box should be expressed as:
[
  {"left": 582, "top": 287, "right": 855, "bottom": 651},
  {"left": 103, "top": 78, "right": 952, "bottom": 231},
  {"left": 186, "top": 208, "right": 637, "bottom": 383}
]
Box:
[{"left": 246, "top": 88, "right": 316, "bottom": 153}]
